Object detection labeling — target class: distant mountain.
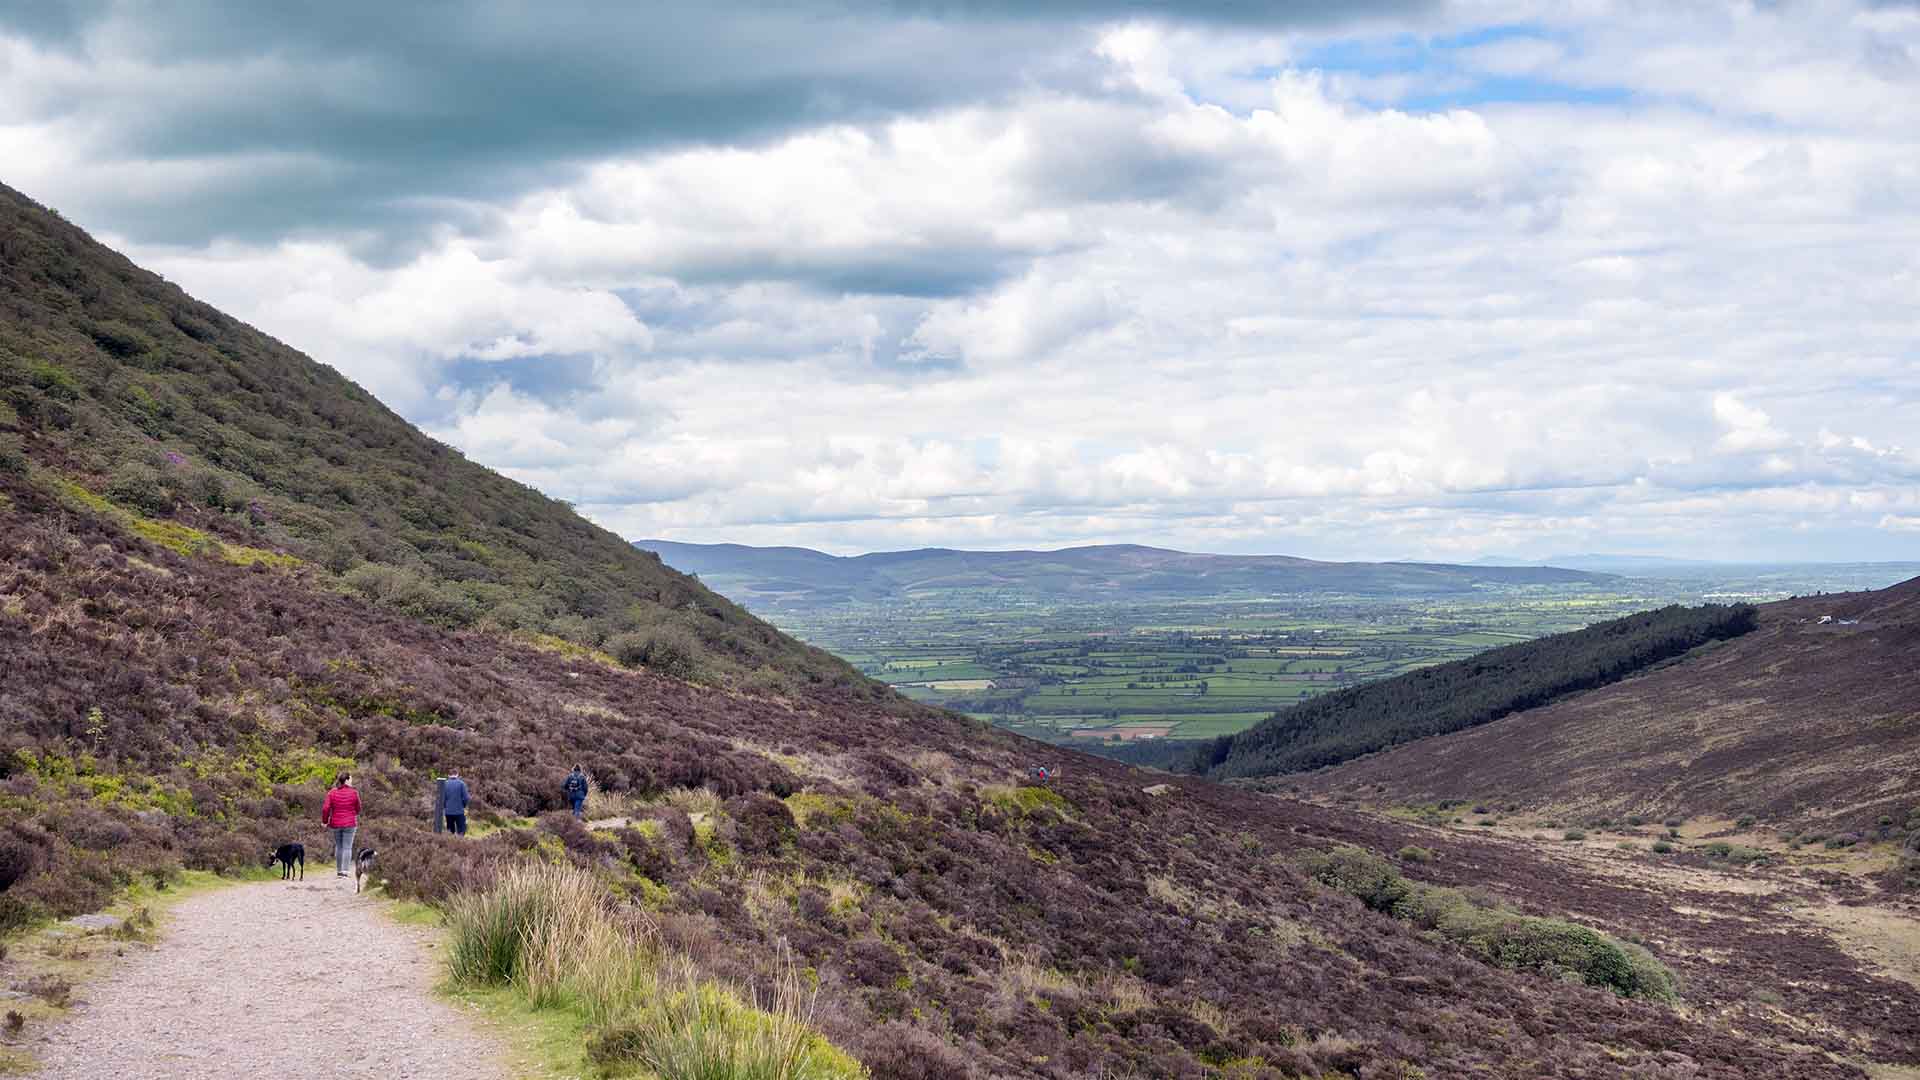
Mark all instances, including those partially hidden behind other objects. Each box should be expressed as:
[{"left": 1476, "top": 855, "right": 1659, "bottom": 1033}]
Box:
[
  {"left": 1465, "top": 553, "right": 1709, "bottom": 571},
  {"left": 634, "top": 539, "right": 1620, "bottom": 608}
]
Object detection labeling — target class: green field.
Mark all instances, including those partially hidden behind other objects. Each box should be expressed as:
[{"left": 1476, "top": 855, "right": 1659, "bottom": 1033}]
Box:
[{"left": 773, "top": 590, "right": 1696, "bottom": 747}]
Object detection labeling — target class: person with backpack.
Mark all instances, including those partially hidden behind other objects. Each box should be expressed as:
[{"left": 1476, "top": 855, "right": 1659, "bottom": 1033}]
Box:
[
  {"left": 564, "top": 765, "right": 589, "bottom": 819},
  {"left": 319, "top": 772, "right": 360, "bottom": 877},
  {"left": 441, "top": 768, "right": 470, "bottom": 836}
]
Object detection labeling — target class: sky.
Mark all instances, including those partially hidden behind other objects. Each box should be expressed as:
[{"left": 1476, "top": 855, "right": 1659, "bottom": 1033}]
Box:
[{"left": 3, "top": 1, "right": 1917, "bottom": 562}]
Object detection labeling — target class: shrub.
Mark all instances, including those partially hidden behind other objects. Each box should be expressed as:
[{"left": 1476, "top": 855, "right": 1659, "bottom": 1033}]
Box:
[
  {"left": 1562, "top": 830, "right": 1586, "bottom": 842},
  {"left": 1735, "top": 815, "right": 1756, "bottom": 829},
  {"left": 608, "top": 629, "right": 702, "bottom": 681},
  {"left": 1651, "top": 841, "right": 1674, "bottom": 854},
  {"left": 0, "top": 434, "right": 25, "bottom": 474},
  {"left": 105, "top": 462, "right": 174, "bottom": 516},
  {"left": 0, "top": 837, "right": 39, "bottom": 891},
  {"left": 1469, "top": 917, "right": 1678, "bottom": 1003},
  {"left": 1396, "top": 846, "right": 1435, "bottom": 864},
  {"left": 1299, "top": 845, "right": 1411, "bottom": 913},
  {"left": 1304, "top": 844, "right": 1679, "bottom": 1002}
]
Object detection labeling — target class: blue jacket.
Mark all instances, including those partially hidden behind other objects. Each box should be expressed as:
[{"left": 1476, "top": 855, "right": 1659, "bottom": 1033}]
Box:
[
  {"left": 441, "top": 777, "right": 470, "bottom": 814},
  {"left": 564, "top": 772, "right": 588, "bottom": 799}
]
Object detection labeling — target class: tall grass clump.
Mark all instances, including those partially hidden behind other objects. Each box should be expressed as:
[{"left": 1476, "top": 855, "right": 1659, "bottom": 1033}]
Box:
[
  {"left": 446, "top": 861, "right": 653, "bottom": 1017},
  {"left": 446, "top": 860, "right": 864, "bottom": 1077},
  {"left": 587, "top": 956, "right": 864, "bottom": 1080}
]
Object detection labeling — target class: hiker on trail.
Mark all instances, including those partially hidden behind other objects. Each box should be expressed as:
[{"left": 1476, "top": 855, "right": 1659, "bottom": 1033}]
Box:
[
  {"left": 564, "top": 765, "right": 589, "bottom": 819},
  {"left": 442, "top": 769, "right": 470, "bottom": 836},
  {"left": 320, "top": 772, "right": 360, "bottom": 877}
]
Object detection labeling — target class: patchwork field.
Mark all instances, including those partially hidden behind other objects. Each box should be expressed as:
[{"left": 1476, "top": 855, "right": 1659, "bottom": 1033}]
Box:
[{"left": 770, "top": 564, "right": 1920, "bottom": 748}]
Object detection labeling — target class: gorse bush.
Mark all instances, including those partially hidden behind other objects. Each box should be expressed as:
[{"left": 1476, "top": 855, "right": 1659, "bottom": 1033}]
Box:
[{"left": 1301, "top": 845, "right": 1679, "bottom": 1003}]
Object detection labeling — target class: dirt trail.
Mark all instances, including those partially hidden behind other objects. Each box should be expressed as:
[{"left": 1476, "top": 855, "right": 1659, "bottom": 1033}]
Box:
[{"left": 24, "top": 876, "right": 508, "bottom": 1080}]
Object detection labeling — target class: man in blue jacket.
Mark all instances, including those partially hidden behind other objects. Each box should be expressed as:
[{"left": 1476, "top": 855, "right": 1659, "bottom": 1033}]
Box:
[
  {"left": 564, "top": 765, "right": 589, "bottom": 819},
  {"left": 442, "top": 768, "right": 471, "bottom": 836}
]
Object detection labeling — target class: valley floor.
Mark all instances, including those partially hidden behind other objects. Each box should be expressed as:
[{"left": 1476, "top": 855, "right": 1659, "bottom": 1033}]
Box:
[
  {"left": 17, "top": 879, "right": 506, "bottom": 1080},
  {"left": 1285, "top": 795, "right": 1920, "bottom": 1073}
]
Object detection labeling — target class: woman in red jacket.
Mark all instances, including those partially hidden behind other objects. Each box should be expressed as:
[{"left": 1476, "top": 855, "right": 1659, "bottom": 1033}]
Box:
[{"left": 320, "top": 772, "right": 361, "bottom": 878}]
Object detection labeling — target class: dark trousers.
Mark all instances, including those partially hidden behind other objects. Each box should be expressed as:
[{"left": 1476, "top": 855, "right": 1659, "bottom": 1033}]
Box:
[
  {"left": 444, "top": 813, "right": 467, "bottom": 835},
  {"left": 569, "top": 795, "right": 585, "bottom": 818}
]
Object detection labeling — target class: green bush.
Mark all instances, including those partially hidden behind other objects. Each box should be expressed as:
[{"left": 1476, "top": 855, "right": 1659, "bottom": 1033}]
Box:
[
  {"left": 607, "top": 627, "right": 702, "bottom": 681},
  {"left": 1302, "top": 844, "right": 1679, "bottom": 1002},
  {"left": 1299, "top": 845, "right": 1411, "bottom": 913},
  {"left": 105, "top": 461, "right": 174, "bottom": 516},
  {"left": 1467, "top": 917, "right": 1678, "bottom": 1003},
  {"left": 1651, "top": 841, "right": 1674, "bottom": 854},
  {"left": 1562, "top": 829, "right": 1586, "bottom": 842},
  {"left": 1396, "top": 846, "right": 1435, "bottom": 864}
]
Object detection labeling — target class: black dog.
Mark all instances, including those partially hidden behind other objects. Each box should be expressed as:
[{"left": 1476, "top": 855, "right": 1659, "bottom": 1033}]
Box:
[
  {"left": 353, "top": 848, "right": 376, "bottom": 894},
  {"left": 266, "top": 842, "right": 304, "bottom": 881}
]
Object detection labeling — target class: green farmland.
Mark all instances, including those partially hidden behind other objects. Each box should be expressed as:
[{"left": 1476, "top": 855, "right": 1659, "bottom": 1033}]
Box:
[
  {"left": 781, "top": 591, "right": 1673, "bottom": 746},
  {"left": 753, "top": 562, "right": 1920, "bottom": 749}
]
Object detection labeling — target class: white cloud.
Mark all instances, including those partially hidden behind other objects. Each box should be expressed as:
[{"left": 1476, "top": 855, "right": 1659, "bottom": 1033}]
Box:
[{"left": 19, "top": 1, "right": 1914, "bottom": 563}]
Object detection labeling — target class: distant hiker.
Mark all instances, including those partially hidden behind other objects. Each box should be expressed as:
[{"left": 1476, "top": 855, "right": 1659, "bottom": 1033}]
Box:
[
  {"left": 564, "top": 765, "right": 589, "bottom": 819},
  {"left": 442, "top": 768, "right": 470, "bottom": 836},
  {"left": 320, "top": 772, "right": 360, "bottom": 878}
]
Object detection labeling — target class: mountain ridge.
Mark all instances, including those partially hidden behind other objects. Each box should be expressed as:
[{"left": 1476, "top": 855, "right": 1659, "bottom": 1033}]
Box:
[{"left": 635, "top": 538, "right": 1620, "bottom": 609}]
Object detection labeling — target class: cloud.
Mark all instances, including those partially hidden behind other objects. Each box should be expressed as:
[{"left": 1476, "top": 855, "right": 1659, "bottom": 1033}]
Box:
[
  {"left": 0, "top": 0, "right": 1426, "bottom": 250},
  {"left": 18, "top": 1, "right": 1920, "bottom": 562}
]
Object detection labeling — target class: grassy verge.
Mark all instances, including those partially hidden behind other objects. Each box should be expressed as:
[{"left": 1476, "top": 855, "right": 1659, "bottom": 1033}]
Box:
[{"left": 441, "top": 861, "right": 866, "bottom": 1079}]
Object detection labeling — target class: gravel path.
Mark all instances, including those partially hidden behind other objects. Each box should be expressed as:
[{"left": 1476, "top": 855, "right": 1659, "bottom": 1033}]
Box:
[{"left": 25, "top": 876, "right": 509, "bottom": 1080}]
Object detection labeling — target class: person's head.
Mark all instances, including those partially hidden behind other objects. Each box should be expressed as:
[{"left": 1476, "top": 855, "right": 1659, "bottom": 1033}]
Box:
[
  {"left": 334, "top": 771, "right": 351, "bottom": 789},
  {"left": 572, "top": 764, "right": 582, "bottom": 773},
  {"left": 448, "top": 767, "right": 460, "bottom": 777}
]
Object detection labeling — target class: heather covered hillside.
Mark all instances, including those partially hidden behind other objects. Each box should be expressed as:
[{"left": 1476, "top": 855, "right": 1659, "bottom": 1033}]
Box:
[
  {"left": 1298, "top": 580, "right": 1920, "bottom": 833},
  {"left": 3, "top": 469, "right": 1915, "bottom": 1077},
  {"left": 0, "top": 182, "right": 863, "bottom": 694}
]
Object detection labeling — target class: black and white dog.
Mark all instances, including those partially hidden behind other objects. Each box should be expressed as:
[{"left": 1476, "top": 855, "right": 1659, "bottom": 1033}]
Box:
[
  {"left": 353, "top": 848, "right": 377, "bottom": 894},
  {"left": 266, "top": 842, "right": 304, "bottom": 881}
]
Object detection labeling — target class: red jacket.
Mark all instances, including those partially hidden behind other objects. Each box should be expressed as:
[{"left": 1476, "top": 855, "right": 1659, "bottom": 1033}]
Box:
[{"left": 321, "top": 786, "right": 360, "bottom": 829}]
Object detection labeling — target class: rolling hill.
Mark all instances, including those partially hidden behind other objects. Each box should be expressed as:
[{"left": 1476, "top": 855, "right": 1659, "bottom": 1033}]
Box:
[
  {"left": 635, "top": 539, "right": 1619, "bottom": 609},
  {"left": 1292, "top": 578, "right": 1920, "bottom": 832},
  {"left": 3, "top": 184, "right": 1918, "bottom": 1077}
]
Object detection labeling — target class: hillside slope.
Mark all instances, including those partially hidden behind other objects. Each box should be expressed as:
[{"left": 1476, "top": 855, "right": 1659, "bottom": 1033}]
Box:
[
  {"left": 637, "top": 539, "right": 1618, "bottom": 609},
  {"left": 1179, "top": 603, "right": 1759, "bottom": 780},
  {"left": 0, "top": 182, "right": 863, "bottom": 692},
  {"left": 3, "top": 473, "right": 1915, "bottom": 1076},
  {"left": 1297, "top": 580, "right": 1920, "bottom": 831}
]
